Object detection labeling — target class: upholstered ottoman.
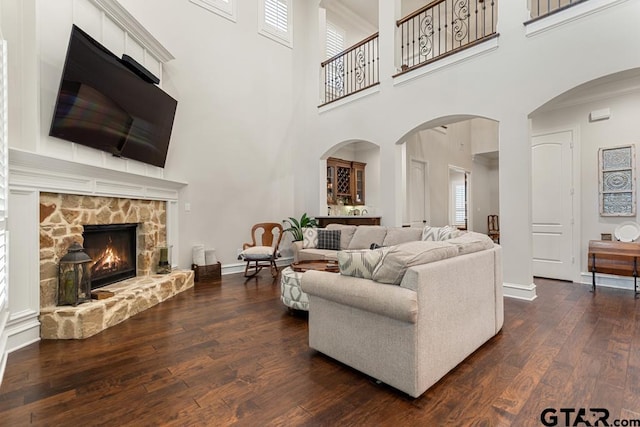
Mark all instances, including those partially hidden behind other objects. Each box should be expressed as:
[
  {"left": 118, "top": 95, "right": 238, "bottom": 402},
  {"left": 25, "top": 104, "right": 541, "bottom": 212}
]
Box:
[{"left": 280, "top": 266, "right": 309, "bottom": 311}]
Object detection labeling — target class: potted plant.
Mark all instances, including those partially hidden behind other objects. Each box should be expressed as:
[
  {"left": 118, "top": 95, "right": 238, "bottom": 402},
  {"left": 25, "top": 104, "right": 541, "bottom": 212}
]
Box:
[{"left": 283, "top": 213, "right": 318, "bottom": 241}]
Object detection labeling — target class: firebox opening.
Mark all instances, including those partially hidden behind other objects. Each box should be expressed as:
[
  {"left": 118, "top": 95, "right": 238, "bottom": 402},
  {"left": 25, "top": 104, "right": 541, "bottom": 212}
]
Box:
[{"left": 83, "top": 223, "right": 137, "bottom": 289}]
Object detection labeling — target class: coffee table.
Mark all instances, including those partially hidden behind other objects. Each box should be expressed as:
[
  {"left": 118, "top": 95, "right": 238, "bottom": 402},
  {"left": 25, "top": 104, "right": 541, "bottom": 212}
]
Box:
[{"left": 281, "top": 260, "right": 340, "bottom": 311}]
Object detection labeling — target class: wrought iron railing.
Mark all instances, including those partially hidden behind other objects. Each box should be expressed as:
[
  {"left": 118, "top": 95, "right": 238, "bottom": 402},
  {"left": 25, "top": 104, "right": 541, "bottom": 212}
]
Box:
[
  {"left": 321, "top": 32, "right": 379, "bottom": 105},
  {"left": 528, "top": 0, "right": 589, "bottom": 21},
  {"left": 396, "top": 0, "right": 497, "bottom": 74}
]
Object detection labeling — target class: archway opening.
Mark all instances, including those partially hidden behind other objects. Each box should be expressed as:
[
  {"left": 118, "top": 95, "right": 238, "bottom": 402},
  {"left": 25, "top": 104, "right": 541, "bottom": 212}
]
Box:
[{"left": 397, "top": 116, "right": 499, "bottom": 234}]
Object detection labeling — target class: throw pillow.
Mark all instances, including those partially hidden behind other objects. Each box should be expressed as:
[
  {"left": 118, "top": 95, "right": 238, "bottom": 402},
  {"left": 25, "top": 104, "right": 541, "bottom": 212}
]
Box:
[
  {"left": 347, "top": 226, "right": 387, "bottom": 249},
  {"left": 337, "top": 248, "right": 388, "bottom": 280},
  {"left": 446, "top": 231, "right": 494, "bottom": 255},
  {"left": 317, "top": 229, "right": 341, "bottom": 250},
  {"left": 422, "top": 225, "right": 461, "bottom": 241},
  {"left": 372, "top": 240, "right": 458, "bottom": 285},
  {"left": 302, "top": 227, "right": 319, "bottom": 249}
]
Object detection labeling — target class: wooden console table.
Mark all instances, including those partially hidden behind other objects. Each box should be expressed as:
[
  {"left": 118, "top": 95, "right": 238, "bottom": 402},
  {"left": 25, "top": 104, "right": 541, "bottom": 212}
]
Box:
[
  {"left": 588, "top": 240, "right": 640, "bottom": 297},
  {"left": 315, "top": 216, "right": 381, "bottom": 227}
]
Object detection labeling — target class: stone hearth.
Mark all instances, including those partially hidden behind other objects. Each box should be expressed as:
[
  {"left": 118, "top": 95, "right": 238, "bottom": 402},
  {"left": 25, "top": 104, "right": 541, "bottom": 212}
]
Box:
[{"left": 40, "top": 270, "right": 193, "bottom": 339}]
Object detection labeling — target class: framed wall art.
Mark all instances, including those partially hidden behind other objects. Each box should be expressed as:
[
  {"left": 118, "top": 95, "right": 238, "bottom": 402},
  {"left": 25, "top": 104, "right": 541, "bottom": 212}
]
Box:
[{"left": 599, "top": 144, "right": 636, "bottom": 216}]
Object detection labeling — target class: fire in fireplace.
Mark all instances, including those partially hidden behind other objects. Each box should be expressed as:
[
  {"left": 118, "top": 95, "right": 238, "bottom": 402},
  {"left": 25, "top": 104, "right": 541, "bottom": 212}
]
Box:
[{"left": 83, "top": 223, "right": 137, "bottom": 289}]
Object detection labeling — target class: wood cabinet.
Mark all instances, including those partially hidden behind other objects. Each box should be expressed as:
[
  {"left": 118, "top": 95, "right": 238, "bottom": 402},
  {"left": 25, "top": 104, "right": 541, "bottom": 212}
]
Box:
[
  {"left": 327, "top": 157, "right": 366, "bottom": 205},
  {"left": 315, "top": 216, "right": 381, "bottom": 227}
]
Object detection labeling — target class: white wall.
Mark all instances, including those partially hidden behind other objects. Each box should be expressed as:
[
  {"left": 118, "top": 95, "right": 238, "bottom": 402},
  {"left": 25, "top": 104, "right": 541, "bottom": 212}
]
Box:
[
  {"left": 531, "top": 80, "right": 640, "bottom": 275},
  {"left": 405, "top": 121, "right": 476, "bottom": 227},
  {"left": 292, "top": 0, "right": 640, "bottom": 297},
  {"left": 28, "top": 0, "right": 298, "bottom": 269},
  {"left": 2, "top": 0, "right": 639, "bottom": 303},
  {"left": 471, "top": 155, "right": 499, "bottom": 233}
]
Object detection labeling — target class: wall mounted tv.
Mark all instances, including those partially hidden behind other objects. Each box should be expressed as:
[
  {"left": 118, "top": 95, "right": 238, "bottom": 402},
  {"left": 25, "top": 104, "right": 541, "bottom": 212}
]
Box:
[{"left": 49, "top": 25, "right": 177, "bottom": 168}]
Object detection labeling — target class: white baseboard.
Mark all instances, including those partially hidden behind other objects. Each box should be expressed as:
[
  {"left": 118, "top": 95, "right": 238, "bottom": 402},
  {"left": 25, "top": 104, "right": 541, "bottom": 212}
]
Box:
[
  {"left": 579, "top": 271, "right": 639, "bottom": 293},
  {"left": 222, "top": 257, "right": 294, "bottom": 276},
  {"left": 6, "top": 310, "right": 41, "bottom": 353},
  {"left": 503, "top": 282, "right": 538, "bottom": 301}
]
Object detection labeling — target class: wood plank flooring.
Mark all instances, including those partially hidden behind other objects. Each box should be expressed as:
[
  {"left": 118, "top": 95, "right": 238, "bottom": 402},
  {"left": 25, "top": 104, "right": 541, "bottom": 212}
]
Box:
[{"left": 0, "top": 274, "right": 639, "bottom": 426}]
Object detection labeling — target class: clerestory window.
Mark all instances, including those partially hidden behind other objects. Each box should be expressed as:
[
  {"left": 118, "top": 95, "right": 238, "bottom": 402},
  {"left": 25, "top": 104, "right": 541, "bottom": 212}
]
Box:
[{"left": 259, "top": 0, "right": 293, "bottom": 48}]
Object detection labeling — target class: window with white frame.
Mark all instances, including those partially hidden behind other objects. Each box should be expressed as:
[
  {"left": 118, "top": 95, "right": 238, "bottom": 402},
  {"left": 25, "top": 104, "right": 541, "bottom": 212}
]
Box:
[
  {"left": 454, "top": 184, "right": 466, "bottom": 226},
  {"left": 259, "top": 0, "right": 293, "bottom": 48},
  {"left": 326, "top": 22, "right": 345, "bottom": 59},
  {"left": 189, "top": 0, "right": 237, "bottom": 22}
]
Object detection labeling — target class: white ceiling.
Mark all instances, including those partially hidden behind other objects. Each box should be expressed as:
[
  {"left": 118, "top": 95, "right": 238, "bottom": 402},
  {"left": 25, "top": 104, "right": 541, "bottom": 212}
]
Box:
[{"left": 322, "top": 0, "right": 429, "bottom": 28}]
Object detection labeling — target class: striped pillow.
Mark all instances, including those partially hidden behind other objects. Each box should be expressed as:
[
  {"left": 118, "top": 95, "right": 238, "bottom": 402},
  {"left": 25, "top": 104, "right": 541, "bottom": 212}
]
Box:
[
  {"left": 422, "top": 225, "right": 460, "bottom": 241},
  {"left": 337, "top": 248, "right": 388, "bottom": 279}
]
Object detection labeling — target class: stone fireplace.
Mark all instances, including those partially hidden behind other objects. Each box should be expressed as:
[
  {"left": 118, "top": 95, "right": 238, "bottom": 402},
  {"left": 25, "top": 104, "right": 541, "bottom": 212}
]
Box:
[{"left": 38, "top": 192, "right": 193, "bottom": 339}]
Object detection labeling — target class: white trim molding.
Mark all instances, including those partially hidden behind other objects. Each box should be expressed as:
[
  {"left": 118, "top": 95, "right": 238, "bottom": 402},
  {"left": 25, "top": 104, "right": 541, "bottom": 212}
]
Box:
[
  {"left": 580, "top": 271, "right": 640, "bottom": 293},
  {"left": 503, "top": 281, "right": 538, "bottom": 301},
  {"left": 7, "top": 149, "right": 187, "bottom": 351},
  {"left": 525, "top": 0, "right": 632, "bottom": 38},
  {"left": 88, "top": 0, "right": 175, "bottom": 62},
  {"left": 189, "top": 0, "right": 237, "bottom": 23}
]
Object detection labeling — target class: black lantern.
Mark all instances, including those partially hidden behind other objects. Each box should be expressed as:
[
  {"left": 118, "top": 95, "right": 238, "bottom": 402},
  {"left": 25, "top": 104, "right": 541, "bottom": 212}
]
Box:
[
  {"left": 157, "top": 245, "right": 171, "bottom": 274},
  {"left": 58, "top": 242, "right": 92, "bottom": 306}
]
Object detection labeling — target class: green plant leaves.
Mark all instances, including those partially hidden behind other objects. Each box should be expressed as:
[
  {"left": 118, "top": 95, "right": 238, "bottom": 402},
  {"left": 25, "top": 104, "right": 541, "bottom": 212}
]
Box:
[{"left": 283, "top": 213, "right": 318, "bottom": 241}]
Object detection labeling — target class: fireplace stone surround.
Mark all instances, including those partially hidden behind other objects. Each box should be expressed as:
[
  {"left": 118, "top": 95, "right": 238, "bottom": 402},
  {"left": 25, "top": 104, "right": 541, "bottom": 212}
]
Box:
[{"left": 38, "top": 192, "right": 193, "bottom": 339}]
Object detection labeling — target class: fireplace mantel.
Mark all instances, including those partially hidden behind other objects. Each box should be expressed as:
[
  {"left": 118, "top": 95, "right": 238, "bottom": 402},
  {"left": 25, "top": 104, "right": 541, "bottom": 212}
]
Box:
[
  {"left": 7, "top": 148, "right": 187, "bottom": 351},
  {"left": 9, "top": 148, "right": 187, "bottom": 199}
]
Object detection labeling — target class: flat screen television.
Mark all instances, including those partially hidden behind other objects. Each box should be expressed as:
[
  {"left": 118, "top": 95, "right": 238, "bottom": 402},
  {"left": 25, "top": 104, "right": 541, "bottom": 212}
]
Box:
[{"left": 49, "top": 25, "right": 177, "bottom": 168}]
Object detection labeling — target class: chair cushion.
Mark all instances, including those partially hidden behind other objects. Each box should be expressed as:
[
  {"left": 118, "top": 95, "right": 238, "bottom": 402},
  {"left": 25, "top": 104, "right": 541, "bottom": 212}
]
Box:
[
  {"left": 337, "top": 248, "right": 388, "bottom": 280},
  {"left": 241, "top": 246, "right": 274, "bottom": 260},
  {"left": 317, "top": 229, "right": 341, "bottom": 250},
  {"left": 302, "top": 227, "right": 319, "bottom": 249}
]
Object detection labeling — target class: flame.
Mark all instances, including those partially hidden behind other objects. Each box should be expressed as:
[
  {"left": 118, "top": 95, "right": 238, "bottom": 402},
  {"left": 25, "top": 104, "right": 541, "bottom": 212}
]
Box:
[{"left": 92, "top": 240, "right": 125, "bottom": 274}]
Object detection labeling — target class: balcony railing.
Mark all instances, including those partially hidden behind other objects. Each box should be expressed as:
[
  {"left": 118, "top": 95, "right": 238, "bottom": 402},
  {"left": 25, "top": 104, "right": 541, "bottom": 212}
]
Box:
[
  {"left": 396, "top": 0, "right": 497, "bottom": 74},
  {"left": 321, "top": 32, "right": 379, "bottom": 105},
  {"left": 528, "top": 0, "right": 589, "bottom": 21}
]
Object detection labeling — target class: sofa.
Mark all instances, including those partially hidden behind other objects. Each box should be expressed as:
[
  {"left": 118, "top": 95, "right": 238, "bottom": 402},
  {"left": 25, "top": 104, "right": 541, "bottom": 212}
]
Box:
[
  {"left": 292, "top": 224, "right": 456, "bottom": 262},
  {"left": 300, "top": 231, "right": 503, "bottom": 398}
]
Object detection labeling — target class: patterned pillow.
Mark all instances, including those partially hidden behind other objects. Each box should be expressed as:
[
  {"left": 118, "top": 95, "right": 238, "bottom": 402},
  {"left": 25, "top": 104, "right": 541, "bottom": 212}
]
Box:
[
  {"left": 422, "top": 225, "right": 460, "bottom": 241},
  {"left": 317, "top": 229, "right": 341, "bottom": 250},
  {"left": 302, "top": 228, "right": 319, "bottom": 249},
  {"left": 337, "top": 248, "right": 388, "bottom": 279}
]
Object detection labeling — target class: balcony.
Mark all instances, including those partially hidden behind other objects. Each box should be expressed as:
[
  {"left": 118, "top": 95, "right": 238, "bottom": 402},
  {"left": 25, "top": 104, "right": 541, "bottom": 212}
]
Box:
[
  {"left": 321, "top": 32, "right": 380, "bottom": 106},
  {"left": 396, "top": 0, "right": 498, "bottom": 75},
  {"left": 319, "top": 0, "right": 498, "bottom": 106},
  {"left": 528, "top": 0, "right": 590, "bottom": 22},
  {"left": 318, "top": 0, "right": 603, "bottom": 106}
]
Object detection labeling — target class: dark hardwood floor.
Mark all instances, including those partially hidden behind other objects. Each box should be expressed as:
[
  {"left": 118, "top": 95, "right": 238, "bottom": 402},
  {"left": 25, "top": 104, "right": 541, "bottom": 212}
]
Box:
[{"left": 0, "top": 273, "right": 639, "bottom": 426}]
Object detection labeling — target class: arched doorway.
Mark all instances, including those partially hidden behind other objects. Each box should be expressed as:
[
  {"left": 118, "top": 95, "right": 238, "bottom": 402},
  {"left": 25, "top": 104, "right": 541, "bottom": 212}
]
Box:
[
  {"left": 529, "top": 68, "right": 640, "bottom": 285},
  {"left": 397, "top": 116, "right": 499, "bottom": 233}
]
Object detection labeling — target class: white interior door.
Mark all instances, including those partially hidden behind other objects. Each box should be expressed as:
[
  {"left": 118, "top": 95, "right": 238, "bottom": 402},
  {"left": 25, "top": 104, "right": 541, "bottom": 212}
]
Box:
[
  {"left": 531, "top": 131, "right": 574, "bottom": 281},
  {"left": 409, "top": 159, "right": 429, "bottom": 227}
]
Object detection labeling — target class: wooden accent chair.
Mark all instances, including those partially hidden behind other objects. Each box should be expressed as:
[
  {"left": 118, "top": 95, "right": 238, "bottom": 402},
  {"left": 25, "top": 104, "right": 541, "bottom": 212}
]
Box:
[
  {"left": 488, "top": 215, "right": 500, "bottom": 244},
  {"left": 242, "top": 222, "right": 283, "bottom": 278}
]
